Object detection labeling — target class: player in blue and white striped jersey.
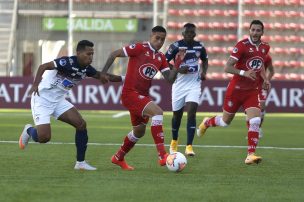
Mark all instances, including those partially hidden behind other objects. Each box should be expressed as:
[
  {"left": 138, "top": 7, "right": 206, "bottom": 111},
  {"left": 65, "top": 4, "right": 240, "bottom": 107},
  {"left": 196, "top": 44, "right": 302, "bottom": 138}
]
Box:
[
  {"left": 19, "top": 40, "right": 122, "bottom": 170},
  {"left": 165, "top": 23, "right": 208, "bottom": 156}
]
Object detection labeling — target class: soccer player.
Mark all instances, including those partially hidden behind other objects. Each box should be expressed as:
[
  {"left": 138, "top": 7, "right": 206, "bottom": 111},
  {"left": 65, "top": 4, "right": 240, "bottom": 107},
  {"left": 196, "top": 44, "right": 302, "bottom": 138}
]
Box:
[
  {"left": 257, "top": 54, "right": 274, "bottom": 138},
  {"left": 100, "top": 26, "right": 187, "bottom": 170},
  {"left": 19, "top": 40, "right": 122, "bottom": 171},
  {"left": 197, "top": 20, "right": 271, "bottom": 165},
  {"left": 165, "top": 23, "right": 208, "bottom": 156}
]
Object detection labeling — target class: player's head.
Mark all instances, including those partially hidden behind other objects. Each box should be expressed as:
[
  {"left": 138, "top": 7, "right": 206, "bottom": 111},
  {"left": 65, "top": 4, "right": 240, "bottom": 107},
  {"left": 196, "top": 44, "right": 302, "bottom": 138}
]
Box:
[
  {"left": 249, "top": 20, "right": 264, "bottom": 44},
  {"left": 150, "top": 26, "right": 167, "bottom": 51},
  {"left": 182, "top": 23, "right": 196, "bottom": 43},
  {"left": 76, "top": 40, "right": 94, "bottom": 67}
]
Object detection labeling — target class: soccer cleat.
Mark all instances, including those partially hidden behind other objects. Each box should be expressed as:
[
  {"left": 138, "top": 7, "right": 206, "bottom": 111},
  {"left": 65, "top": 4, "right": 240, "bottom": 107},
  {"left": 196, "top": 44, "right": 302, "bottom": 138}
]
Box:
[
  {"left": 74, "top": 161, "right": 97, "bottom": 171},
  {"left": 245, "top": 154, "right": 262, "bottom": 165},
  {"left": 111, "top": 155, "right": 134, "bottom": 171},
  {"left": 196, "top": 117, "right": 209, "bottom": 137},
  {"left": 158, "top": 153, "right": 169, "bottom": 166},
  {"left": 169, "top": 140, "right": 178, "bottom": 153},
  {"left": 259, "top": 128, "right": 263, "bottom": 138},
  {"left": 19, "top": 124, "right": 32, "bottom": 150},
  {"left": 185, "top": 145, "right": 195, "bottom": 156}
]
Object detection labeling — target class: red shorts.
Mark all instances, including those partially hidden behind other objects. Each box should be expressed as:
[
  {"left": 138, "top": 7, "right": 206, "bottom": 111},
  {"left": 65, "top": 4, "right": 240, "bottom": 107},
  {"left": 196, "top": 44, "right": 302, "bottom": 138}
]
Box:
[
  {"left": 121, "top": 91, "right": 151, "bottom": 126},
  {"left": 223, "top": 88, "right": 260, "bottom": 113}
]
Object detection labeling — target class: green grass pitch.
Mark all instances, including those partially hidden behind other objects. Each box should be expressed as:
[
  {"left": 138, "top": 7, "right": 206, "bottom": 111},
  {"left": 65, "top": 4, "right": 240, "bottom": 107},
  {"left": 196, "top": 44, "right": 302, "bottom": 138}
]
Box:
[{"left": 0, "top": 109, "right": 303, "bottom": 202}]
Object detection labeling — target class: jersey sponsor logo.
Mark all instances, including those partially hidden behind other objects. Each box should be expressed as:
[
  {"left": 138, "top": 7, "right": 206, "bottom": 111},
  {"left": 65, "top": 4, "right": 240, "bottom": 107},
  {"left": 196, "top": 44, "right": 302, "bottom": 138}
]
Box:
[
  {"left": 59, "top": 59, "right": 67, "bottom": 66},
  {"left": 138, "top": 63, "right": 158, "bottom": 80},
  {"left": 232, "top": 47, "right": 238, "bottom": 53},
  {"left": 246, "top": 56, "right": 263, "bottom": 71},
  {"left": 129, "top": 44, "right": 136, "bottom": 49}
]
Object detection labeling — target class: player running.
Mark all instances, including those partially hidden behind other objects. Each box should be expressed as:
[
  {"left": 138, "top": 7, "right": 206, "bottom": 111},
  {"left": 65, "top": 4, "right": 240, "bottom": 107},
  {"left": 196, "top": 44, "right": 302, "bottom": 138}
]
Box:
[
  {"left": 100, "top": 26, "right": 187, "bottom": 170},
  {"left": 197, "top": 20, "right": 271, "bottom": 165},
  {"left": 19, "top": 40, "right": 122, "bottom": 170}
]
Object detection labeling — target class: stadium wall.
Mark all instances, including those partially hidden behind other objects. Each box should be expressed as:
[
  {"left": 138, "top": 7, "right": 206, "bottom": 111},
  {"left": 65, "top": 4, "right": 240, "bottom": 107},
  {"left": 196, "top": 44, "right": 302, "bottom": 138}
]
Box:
[{"left": 1, "top": 77, "right": 303, "bottom": 113}]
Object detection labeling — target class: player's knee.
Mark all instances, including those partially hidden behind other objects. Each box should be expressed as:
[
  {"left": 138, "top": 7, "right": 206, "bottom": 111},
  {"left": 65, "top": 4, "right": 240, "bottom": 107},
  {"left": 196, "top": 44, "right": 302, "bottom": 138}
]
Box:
[
  {"left": 249, "top": 117, "right": 261, "bottom": 132},
  {"left": 38, "top": 135, "right": 51, "bottom": 143},
  {"left": 76, "top": 119, "right": 87, "bottom": 130}
]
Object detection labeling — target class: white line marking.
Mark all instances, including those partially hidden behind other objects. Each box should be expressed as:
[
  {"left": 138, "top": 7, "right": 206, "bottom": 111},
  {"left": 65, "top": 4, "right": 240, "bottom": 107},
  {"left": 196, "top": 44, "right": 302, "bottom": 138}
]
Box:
[
  {"left": 112, "top": 111, "right": 129, "bottom": 118},
  {"left": 2, "top": 141, "right": 304, "bottom": 151}
]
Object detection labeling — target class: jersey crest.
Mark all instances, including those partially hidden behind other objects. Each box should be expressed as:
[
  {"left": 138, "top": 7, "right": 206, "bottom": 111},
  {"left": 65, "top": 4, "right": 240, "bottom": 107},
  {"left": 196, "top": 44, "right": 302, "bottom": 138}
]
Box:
[
  {"left": 246, "top": 56, "right": 263, "bottom": 71},
  {"left": 138, "top": 63, "right": 158, "bottom": 80}
]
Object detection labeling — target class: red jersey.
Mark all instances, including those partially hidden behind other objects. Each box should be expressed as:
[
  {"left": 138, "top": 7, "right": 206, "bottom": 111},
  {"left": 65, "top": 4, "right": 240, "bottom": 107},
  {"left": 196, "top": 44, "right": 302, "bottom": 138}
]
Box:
[
  {"left": 228, "top": 38, "right": 270, "bottom": 90},
  {"left": 122, "top": 42, "right": 170, "bottom": 96}
]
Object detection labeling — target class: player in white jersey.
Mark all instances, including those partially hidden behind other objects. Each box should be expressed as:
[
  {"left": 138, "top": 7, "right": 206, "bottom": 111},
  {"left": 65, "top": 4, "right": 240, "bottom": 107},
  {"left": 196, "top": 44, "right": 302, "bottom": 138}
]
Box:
[
  {"left": 19, "top": 40, "right": 122, "bottom": 170},
  {"left": 165, "top": 23, "right": 208, "bottom": 156}
]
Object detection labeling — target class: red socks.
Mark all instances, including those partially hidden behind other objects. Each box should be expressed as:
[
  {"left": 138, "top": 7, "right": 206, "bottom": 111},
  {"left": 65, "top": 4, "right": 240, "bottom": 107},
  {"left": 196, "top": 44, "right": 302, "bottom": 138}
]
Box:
[
  {"left": 114, "top": 131, "right": 138, "bottom": 161},
  {"left": 151, "top": 115, "right": 167, "bottom": 159}
]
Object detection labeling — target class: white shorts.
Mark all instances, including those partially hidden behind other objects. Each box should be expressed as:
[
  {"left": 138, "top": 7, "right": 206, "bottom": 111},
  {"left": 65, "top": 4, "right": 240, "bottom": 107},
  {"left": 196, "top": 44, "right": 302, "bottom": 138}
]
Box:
[
  {"left": 172, "top": 88, "right": 201, "bottom": 111},
  {"left": 31, "top": 90, "right": 74, "bottom": 125}
]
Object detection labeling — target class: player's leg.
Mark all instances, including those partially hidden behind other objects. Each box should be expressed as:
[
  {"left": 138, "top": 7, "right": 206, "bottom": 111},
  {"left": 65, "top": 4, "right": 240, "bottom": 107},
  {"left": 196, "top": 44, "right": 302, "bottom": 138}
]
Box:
[
  {"left": 56, "top": 102, "right": 96, "bottom": 170},
  {"left": 144, "top": 102, "right": 168, "bottom": 166},
  {"left": 19, "top": 94, "right": 52, "bottom": 149},
  {"left": 185, "top": 102, "right": 198, "bottom": 156},
  {"left": 259, "top": 101, "right": 266, "bottom": 138},
  {"left": 197, "top": 91, "right": 239, "bottom": 137},
  {"left": 243, "top": 91, "right": 262, "bottom": 165},
  {"left": 112, "top": 123, "right": 145, "bottom": 171},
  {"left": 170, "top": 108, "right": 183, "bottom": 153},
  {"left": 245, "top": 108, "right": 262, "bottom": 165}
]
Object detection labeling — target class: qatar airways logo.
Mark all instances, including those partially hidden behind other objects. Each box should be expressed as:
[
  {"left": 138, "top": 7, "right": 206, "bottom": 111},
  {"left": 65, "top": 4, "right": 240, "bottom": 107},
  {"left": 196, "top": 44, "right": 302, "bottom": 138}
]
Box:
[
  {"left": 246, "top": 56, "right": 263, "bottom": 71},
  {"left": 138, "top": 63, "right": 158, "bottom": 80}
]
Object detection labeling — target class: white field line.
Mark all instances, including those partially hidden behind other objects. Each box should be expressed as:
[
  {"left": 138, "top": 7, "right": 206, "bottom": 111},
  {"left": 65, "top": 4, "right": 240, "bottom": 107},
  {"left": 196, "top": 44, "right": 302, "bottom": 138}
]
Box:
[{"left": 1, "top": 140, "right": 304, "bottom": 151}]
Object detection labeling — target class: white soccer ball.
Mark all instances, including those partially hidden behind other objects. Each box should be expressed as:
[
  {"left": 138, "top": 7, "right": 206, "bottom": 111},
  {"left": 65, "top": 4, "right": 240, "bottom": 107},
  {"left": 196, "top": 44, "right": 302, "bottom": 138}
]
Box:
[{"left": 166, "top": 152, "right": 187, "bottom": 172}]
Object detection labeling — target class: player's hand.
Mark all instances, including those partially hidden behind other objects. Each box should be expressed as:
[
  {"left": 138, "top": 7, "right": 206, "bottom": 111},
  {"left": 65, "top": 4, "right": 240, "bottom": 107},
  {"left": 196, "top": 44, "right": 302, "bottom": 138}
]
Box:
[
  {"left": 29, "top": 84, "right": 39, "bottom": 96},
  {"left": 174, "top": 49, "right": 187, "bottom": 69},
  {"left": 178, "top": 65, "right": 189, "bottom": 74},
  {"left": 244, "top": 69, "right": 256, "bottom": 80},
  {"left": 200, "top": 72, "right": 207, "bottom": 81},
  {"left": 262, "top": 80, "right": 271, "bottom": 90},
  {"left": 100, "top": 73, "right": 109, "bottom": 84}
]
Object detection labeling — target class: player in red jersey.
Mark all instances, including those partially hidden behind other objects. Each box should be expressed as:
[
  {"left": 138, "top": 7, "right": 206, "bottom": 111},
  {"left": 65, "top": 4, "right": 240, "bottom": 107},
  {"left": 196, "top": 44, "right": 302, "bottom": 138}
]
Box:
[
  {"left": 100, "top": 26, "right": 187, "bottom": 170},
  {"left": 197, "top": 20, "right": 271, "bottom": 165},
  {"left": 257, "top": 54, "right": 274, "bottom": 138}
]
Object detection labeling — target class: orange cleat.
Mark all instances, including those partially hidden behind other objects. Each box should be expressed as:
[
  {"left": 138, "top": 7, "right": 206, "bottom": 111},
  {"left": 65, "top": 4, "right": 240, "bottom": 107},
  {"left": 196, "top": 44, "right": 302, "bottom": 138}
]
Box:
[
  {"left": 158, "top": 153, "right": 169, "bottom": 166},
  {"left": 111, "top": 155, "right": 134, "bottom": 171}
]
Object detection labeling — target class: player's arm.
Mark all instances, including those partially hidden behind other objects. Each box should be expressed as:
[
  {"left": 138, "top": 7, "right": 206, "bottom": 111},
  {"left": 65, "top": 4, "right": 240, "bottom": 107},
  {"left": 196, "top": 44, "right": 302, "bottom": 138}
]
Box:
[
  {"left": 100, "top": 48, "right": 126, "bottom": 84},
  {"left": 200, "top": 46, "right": 209, "bottom": 80},
  {"left": 29, "top": 61, "right": 55, "bottom": 96},
  {"left": 200, "top": 58, "right": 208, "bottom": 80},
  {"left": 92, "top": 71, "right": 123, "bottom": 82},
  {"left": 225, "top": 57, "right": 256, "bottom": 80},
  {"left": 266, "top": 61, "right": 275, "bottom": 81},
  {"left": 162, "top": 50, "right": 188, "bottom": 83}
]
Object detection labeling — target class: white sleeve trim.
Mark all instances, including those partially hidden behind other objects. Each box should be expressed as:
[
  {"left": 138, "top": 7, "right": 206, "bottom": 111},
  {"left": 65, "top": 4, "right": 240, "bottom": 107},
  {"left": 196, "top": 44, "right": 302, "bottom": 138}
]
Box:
[
  {"left": 53, "top": 61, "right": 57, "bottom": 67},
  {"left": 160, "top": 67, "right": 170, "bottom": 73},
  {"left": 123, "top": 47, "right": 128, "bottom": 57},
  {"left": 230, "top": 56, "right": 239, "bottom": 61}
]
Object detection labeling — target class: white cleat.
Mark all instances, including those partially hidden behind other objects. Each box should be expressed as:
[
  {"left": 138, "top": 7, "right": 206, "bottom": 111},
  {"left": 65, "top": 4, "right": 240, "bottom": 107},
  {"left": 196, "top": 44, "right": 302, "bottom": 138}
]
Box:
[
  {"left": 19, "top": 124, "right": 32, "bottom": 150},
  {"left": 74, "top": 161, "right": 97, "bottom": 171}
]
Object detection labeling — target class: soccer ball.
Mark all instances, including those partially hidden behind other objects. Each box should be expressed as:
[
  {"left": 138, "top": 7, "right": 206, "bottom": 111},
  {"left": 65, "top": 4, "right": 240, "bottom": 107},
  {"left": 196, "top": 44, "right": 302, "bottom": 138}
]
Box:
[{"left": 166, "top": 152, "right": 187, "bottom": 172}]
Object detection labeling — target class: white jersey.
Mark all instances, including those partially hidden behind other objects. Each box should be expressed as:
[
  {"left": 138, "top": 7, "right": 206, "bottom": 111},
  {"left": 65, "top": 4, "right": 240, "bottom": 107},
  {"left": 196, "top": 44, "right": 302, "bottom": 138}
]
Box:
[{"left": 37, "top": 56, "right": 97, "bottom": 103}]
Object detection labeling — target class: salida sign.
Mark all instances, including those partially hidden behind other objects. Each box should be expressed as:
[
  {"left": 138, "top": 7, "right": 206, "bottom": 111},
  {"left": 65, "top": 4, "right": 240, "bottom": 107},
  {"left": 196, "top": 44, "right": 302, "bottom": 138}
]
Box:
[{"left": 0, "top": 77, "right": 303, "bottom": 113}]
